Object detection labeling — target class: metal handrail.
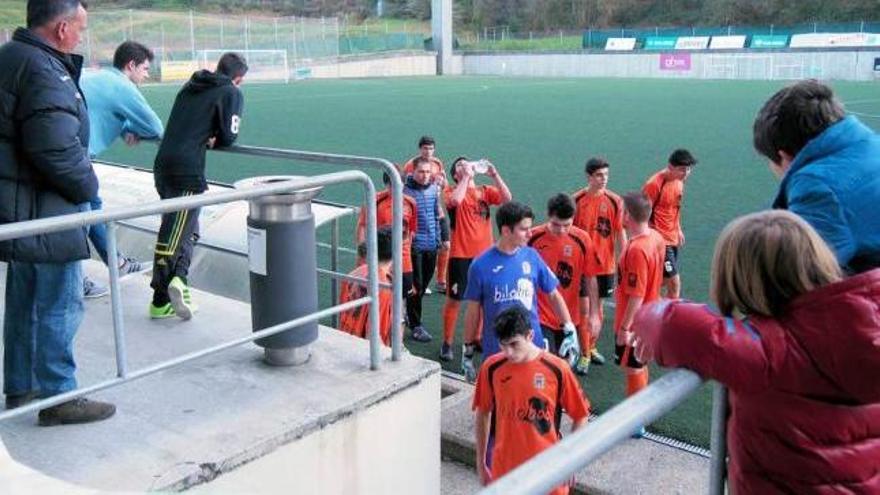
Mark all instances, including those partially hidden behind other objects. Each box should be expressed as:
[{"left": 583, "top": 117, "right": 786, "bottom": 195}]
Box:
[
  {"left": 99, "top": 143, "right": 407, "bottom": 362},
  {"left": 476, "top": 369, "right": 728, "bottom": 494},
  {"left": 0, "top": 169, "right": 384, "bottom": 422}
]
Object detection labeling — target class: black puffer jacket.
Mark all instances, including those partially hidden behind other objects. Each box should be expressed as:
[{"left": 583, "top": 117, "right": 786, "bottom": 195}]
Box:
[{"left": 0, "top": 28, "right": 97, "bottom": 263}]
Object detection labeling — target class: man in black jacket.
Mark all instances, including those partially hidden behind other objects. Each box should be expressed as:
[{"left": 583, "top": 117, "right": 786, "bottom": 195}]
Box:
[
  {"left": 0, "top": 0, "right": 115, "bottom": 425},
  {"left": 149, "top": 53, "right": 247, "bottom": 320}
]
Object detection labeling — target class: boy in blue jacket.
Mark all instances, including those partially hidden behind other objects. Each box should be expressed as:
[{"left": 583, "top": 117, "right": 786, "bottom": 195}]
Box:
[{"left": 754, "top": 79, "right": 880, "bottom": 273}]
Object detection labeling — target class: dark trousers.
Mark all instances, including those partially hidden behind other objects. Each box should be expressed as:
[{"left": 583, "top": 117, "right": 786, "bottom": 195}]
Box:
[
  {"left": 406, "top": 247, "right": 438, "bottom": 328},
  {"left": 150, "top": 184, "right": 201, "bottom": 306}
]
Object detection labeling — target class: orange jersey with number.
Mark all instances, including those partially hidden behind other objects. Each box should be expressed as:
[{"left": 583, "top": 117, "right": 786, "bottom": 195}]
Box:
[
  {"left": 401, "top": 156, "right": 446, "bottom": 182},
  {"left": 357, "top": 190, "right": 417, "bottom": 272},
  {"left": 642, "top": 170, "right": 684, "bottom": 246},
  {"left": 473, "top": 352, "right": 590, "bottom": 495},
  {"left": 614, "top": 229, "right": 665, "bottom": 333},
  {"left": 572, "top": 189, "right": 624, "bottom": 275},
  {"left": 444, "top": 185, "right": 503, "bottom": 259},
  {"left": 528, "top": 224, "right": 601, "bottom": 329},
  {"left": 338, "top": 264, "right": 392, "bottom": 346}
]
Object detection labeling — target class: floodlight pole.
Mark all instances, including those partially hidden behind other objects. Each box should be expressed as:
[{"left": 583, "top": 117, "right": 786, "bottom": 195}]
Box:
[{"left": 431, "top": 0, "right": 453, "bottom": 75}]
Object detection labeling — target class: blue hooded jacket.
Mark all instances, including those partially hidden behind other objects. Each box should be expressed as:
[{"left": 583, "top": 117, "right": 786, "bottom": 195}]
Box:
[{"left": 772, "top": 116, "right": 880, "bottom": 273}]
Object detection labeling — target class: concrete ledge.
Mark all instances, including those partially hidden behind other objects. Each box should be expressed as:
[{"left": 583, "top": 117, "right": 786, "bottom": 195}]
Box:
[
  {"left": 440, "top": 376, "right": 709, "bottom": 494},
  {"left": 0, "top": 263, "right": 440, "bottom": 492}
]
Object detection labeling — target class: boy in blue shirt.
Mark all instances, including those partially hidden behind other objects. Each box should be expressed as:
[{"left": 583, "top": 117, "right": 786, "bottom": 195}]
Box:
[
  {"left": 461, "top": 201, "right": 580, "bottom": 381},
  {"left": 81, "top": 41, "right": 164, "bottom": 295}
]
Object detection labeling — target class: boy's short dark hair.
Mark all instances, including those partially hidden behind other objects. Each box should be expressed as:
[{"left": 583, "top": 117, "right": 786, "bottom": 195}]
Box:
[
  {"left": 496, "top": 201, "right": 534, "bottom": 231},
  {"left": 623, "top": 192, "right": 652, "bottom": 223},
  {"left": 547, "top": 193, "right": 575, "bottom": 220},
  {"left": 113, "top": 41, "right": 154, "bottom": 70},
  {"left": 216, "top": 52, "right": 249, "bottom": 79},
  {"left": 494, "top": 304, "right": 532, "bottom": 342},
  {"left": 585, "top": 157, "right": 609, "bottom": 175},
  {"left": 449, "top": 156, "right": 468, "bottom": 183},
  {"left": 418, "top": 135, "right": 435, "bottom": 148},
  {"left": 28, "top": 0, "right": 85, "bottom": 28},
  {"left": 668, "top": 149, "right": 697, "bottom": 167},
  {"left": 375, "top": 226, "right": 393, "bottom": 262},
  {"left": 753, "top": 79, "right": 845, "bottom": 164}
]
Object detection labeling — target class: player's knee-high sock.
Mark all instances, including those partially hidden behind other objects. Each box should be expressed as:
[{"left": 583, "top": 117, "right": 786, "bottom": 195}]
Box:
[
  {"left": 577, "top": 320, "right": 592, "bottom": 357},
  {"left": 592, "top": 304, "right": 604, "bottom": 352},
  {"left": 625, "top": 368, "right": 649, "bottom": 397},
  {"left": 436, "top": 249, "right": 449, "bottom": 285},
  {"left": 443, "top": 300, "right": 460, "bottom": 344}
]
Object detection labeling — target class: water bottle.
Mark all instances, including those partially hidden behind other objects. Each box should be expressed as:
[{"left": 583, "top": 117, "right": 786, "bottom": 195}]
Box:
[{"left": 472, "top": 159, "right": 490, "bottom": 175}]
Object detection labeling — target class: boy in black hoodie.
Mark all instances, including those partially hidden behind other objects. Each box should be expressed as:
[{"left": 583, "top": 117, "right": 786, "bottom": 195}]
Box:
[{"left": 149, "top": 52, "right": 247, "bottom": 320}]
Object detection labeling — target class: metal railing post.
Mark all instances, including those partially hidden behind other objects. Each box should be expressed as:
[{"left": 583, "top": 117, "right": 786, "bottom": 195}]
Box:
[
  {"left": 330, "top": 217, "right": 340, "bottom": 328},
  {"left": 105, "top": 221, "right": 128, "bottom": 378},
  {"left": 363, "top": 179, "right": 381, "bottom": 370},
  {"left": 708, "top": 383, "right": 729, "bottom": 495}
]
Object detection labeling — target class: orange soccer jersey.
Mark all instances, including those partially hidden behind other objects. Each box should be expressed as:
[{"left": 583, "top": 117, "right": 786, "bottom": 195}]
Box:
[
  {"left": 401, "top": 156, "right": 446, "bottom": 182},
  {"left": 642, "top": 170, "right": 684, "bottom": 246},
  {"left": 614, "top": 229, "right": 666, "bottom": 333},
  {"left": 338, "top": 264, "right": 393, "bottom": 346},
  {"left": 473, "top": 352, "right": 590, "bottom": 495},
  {"left": 357, "top": 190, "right": 418, "bottom": 272},
  {"left": 572, "top": 189, "right": 624, "bottom": 275},
  {"left": 528, "top": 224, "right": 601, "bottom": 329},
  {"left": 444, "top": 185, "right": 503, "bottom": 259}
]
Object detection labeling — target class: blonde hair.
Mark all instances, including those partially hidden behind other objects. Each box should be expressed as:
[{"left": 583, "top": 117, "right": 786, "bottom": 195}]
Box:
[{"left": 711, "top": 210, "right": 842, "bottom": 317}]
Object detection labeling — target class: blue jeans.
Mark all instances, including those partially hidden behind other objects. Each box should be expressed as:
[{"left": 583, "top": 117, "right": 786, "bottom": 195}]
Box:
[
  {"left": 3, "top": 260, "right": 83, "bottom": 398},
  {"left": 88, "top": 196, "right": 110, "bottom": 265}
]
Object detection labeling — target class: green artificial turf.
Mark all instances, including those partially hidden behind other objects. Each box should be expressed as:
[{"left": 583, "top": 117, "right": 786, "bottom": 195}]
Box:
[{"left": 100, "top": 76, "right": 880, "bottom": 448}]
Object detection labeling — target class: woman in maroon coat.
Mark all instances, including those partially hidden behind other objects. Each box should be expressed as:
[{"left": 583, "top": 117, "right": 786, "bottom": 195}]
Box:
[{"left": 633, "top": 210, "right": 880, "bottom": 494}]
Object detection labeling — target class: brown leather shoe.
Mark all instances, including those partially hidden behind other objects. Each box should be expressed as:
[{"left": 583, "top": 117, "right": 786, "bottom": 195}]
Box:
[
  {"left": 38, "top": 397, "right": 116, "bottom": 426},
  {"left": 5, "top": 391, "right": 38, "bottom": 410}
]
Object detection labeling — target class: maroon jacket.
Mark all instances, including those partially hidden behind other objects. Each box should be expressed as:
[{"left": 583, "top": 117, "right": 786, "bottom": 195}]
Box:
[{"left": 635, "top": 269, "right": 880, "bottom": 494}]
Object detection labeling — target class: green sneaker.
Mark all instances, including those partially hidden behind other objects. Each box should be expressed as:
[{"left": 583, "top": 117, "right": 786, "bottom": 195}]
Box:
[
  {"left": 575, "top": 355, "right": 591, "bottom": 376},
  {"left": 149, "top": 303, "right": 176, "bottom": 319},
  {"left": 168, "top": 276, "right": 194, "bottom": 320},
  {"left": 590, "top": 348, "right": 606, "bottom": 365}
]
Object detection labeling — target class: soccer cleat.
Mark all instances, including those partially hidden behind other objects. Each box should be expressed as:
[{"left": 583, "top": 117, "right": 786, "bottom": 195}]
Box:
[
  {"left": 423, "top": 287, "right": 433, "bottom": 295},
  {"left": 590, "top": 347, "right": 606, "bottom": 365},
  {"left": 434, "top": 282, "right": 447, "bottom": 295},
  {"left": 631, "top": 426, "right": 647, "bottom": 439},
  {"left": 410, "top": 325, "right": 433, "bottom": 343},
  {"left": 149, "top": 303, "right": 176, "bottom": 319},
  {"left": 439, "top": 343, "right": 454, "bottom": 362},
  {"left": 575, "top": 355, "right": 591, "bottom": 376},
  {"left": 168, "top": 277, "right": 194, "bottom": 320},
  {"left": 83, "top": 276, "right": 109, "bottom": 299}
]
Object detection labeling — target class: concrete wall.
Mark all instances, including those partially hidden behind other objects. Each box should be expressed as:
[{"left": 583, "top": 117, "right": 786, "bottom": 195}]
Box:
[
  {"left": 196, "top": 372, "right": 441, "bottom": 495},
  {"left": 302, "top": 52, "right": 437, "bottom": 79},
  {"left": 457, "top": 50, "right": 880, "bottom": 81}
]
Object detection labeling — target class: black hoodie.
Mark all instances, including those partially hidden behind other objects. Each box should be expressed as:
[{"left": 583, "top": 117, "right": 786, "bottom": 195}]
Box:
[{"left": 154, "top": 69, "right": 243, "bottom": 192}]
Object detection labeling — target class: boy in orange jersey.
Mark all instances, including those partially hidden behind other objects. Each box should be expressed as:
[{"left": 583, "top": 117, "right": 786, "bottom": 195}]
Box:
[
  {"left": 642, "top": 149, "right": 697, "bottom": 299},
  {"left": 400, "top": 135, "right": 451, "bottom": 294},
  {"left": 529, "top": 193, "right": 602, "bottom": 375},
  {"left": 339, "top": 227, "right": 394, "bottom": 346},
  {"left": 356, "top": 173, "right": 426, "bottom": 341},
  {"left": 440, "top": 157, "right": 512, "bottom": 361},
  {"left": 614, "top": 193, "right": 665, "bottom": 422},
  {"left": 572, "top": 158, "right": 626, "bottom": 366},
  {"left": 473, "top": 304, "right": 590, "bottom": 491}
]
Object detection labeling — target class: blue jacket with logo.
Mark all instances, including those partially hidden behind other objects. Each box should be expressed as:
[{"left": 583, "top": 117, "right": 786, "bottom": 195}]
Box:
[
  {"left": 404, "top": 175, "right": 442, "bottom": 251},
  {"left": 772, "top": 116, "right": 880, "bottom": 273}
]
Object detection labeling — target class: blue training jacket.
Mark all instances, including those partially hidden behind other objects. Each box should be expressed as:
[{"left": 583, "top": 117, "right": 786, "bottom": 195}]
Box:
[
  {"left": 81, "top": 67, "right": 164, "bottom": 157},
  {"left": 404, "top": 175, "right": 442, "bottom": 251},
  {"left": 772, "top": 115, "right": 880, "bottom": 273}
]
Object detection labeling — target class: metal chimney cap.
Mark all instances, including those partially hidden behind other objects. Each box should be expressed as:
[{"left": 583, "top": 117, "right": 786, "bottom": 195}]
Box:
[{"left": 234, "top": 175, "right": 322, "bottom": 204}]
